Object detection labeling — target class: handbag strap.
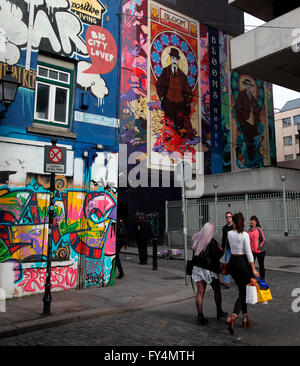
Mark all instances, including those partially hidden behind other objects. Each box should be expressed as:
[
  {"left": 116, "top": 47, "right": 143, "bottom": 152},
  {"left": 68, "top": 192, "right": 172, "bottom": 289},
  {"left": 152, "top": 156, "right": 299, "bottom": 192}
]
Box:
[{"left": 189, "top": 275, "right": 196, "bottom": 294}]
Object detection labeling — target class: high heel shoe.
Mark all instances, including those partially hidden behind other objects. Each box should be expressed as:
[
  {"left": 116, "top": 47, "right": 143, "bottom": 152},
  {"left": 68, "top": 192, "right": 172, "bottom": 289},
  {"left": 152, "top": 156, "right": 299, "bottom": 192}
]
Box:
[
  {"left": 197, "top": 313, "right": 209, "bottom": 325},
  {"left": 226, "top": 313, "right": 238, "bottom": 335},
  {"left": 243, "top": 314, "right": 251, "bottom": 328},
  {"left": 217, "top": 309, "right": 228, "bottom": 321}
]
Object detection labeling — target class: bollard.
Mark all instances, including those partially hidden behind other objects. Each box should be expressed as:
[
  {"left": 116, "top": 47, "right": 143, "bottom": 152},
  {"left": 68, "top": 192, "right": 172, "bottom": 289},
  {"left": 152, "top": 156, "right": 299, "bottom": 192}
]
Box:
[{"left": 152, "top": 238, "right": 158, "bottom": 270}]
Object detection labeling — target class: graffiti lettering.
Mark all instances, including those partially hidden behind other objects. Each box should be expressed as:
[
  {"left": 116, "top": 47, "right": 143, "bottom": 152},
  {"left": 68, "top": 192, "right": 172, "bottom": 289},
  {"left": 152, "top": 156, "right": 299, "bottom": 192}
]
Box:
[
  {"left": 17, "top": 266, "right": 78, "bottom": 293},
  {"left": 0, "top": 178, "right": 117, "bottom": 294},
  {"left": 0, "top": 63, "right": 36, "bottom": 90}
]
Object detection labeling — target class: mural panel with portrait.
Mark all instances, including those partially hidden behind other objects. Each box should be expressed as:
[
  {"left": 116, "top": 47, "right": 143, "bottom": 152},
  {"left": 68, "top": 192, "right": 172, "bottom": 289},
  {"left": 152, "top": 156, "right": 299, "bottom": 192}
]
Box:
[
  {"left": 148, "top": 1, "right": 201, "bottom": 169},
  {"left": 231, "top": 72, "right": 270, "bottom": 170}
]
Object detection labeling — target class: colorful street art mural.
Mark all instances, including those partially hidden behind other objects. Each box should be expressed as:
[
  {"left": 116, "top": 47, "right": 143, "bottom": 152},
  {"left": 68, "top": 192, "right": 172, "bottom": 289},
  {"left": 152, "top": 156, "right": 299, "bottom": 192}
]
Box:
[
  {"left": 231, "top": 72, "right": 271, "bottom": 169},
  {"left": 120, "top": 0, "right": 276, "bottom": 175},
  {"left": 120, "top": 0, "right": 148, "bottom": 160},
  {"left": 0, "top": 0, "right": 120, "bottom": 297},
  {"left": 148, "top": 2, "right": 201, "bottom": 168},
  {"left": 0, "top": 0, "right": 120, "bottom": 147},
  {"left": 0, "top": 177, "right": 117, "bottom": 296}
]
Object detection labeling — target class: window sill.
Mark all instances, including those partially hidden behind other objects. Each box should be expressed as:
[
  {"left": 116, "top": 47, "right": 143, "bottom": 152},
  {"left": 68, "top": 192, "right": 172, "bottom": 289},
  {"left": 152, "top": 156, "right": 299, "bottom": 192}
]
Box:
[{"left": 27, "top": 125, "right": 77, "bottom": 139}]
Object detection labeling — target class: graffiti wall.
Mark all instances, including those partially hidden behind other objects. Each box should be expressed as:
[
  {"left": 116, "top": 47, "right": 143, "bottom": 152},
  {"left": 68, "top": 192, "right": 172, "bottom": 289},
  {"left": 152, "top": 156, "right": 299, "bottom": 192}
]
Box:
[
  {"left": 0, "top": 0, "right": 120, "bottom": 148},
  {"left": 0, "top": 0, "right": 120, "bottom": 297},
  {"left": 0, "top": 174, "right": 117, "bottom": 297},
  {"left": 120, "top": 0, "right": 276, "bottom": 176}
]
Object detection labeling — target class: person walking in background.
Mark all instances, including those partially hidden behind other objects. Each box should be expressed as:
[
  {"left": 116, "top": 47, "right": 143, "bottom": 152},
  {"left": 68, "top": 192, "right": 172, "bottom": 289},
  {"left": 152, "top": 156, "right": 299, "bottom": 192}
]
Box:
[
  {"left": 226, "top": 212, "right": 259, "bottom": 335},
  {"left": 191, "top": 223, "right": 227, "bottom": 325},
  {"left": 116, "top": 218, "right": 128, "bottom": 279},
  {"left": 134, "top": 212, "right": 151, "bottom": 265},
  {"left": 221, "top": 211, "right": 233, "bottom": 288},
  {"left": 248, "top": 215, "right": 266, "bottom": 279}
]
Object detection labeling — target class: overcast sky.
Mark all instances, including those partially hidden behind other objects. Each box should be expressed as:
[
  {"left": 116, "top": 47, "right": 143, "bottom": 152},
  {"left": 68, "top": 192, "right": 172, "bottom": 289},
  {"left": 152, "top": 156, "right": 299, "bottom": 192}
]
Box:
[{"left": 244, "top": 13, "right": 300, "bottom": 111}]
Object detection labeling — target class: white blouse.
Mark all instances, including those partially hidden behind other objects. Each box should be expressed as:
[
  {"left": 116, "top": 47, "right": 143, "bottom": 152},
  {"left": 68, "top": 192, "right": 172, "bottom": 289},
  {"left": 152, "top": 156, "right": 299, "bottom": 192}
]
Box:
[{"left": 228, "top": 230, "right": 254, "bottom": 263}]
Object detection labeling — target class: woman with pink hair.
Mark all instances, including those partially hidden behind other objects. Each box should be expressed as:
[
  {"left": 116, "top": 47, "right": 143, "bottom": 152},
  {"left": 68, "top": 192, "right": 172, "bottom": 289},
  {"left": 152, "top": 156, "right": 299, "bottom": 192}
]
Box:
[{"left": 191, "top": 222, "right": 227, "bottom": 325}]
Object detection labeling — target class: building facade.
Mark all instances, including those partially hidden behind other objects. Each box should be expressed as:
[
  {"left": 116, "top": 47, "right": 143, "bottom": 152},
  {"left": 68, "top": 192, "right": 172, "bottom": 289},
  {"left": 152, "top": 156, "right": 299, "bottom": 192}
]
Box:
[
  {"left": 0, "top": 0, "right": 121, "bottom": 298},
  {"left": 228, "top": 1, "right": 300, "bottom": 92},
  {"left": 275, "top": 98, "right": 300, "bottom": 162},
  {"left": 119, "top": 0, "right": 277, "bottom": 243}
]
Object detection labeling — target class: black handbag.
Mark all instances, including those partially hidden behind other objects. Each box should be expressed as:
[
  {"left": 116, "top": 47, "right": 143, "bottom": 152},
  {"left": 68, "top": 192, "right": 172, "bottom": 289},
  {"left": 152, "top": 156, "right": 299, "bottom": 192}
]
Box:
[{"left": 186, "top": 259, "right": 194, "bottom": 275}]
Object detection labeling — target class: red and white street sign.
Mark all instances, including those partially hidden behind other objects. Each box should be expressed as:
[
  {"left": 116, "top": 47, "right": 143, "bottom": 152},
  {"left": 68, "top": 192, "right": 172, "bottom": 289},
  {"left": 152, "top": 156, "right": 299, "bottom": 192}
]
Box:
[
  {"left": 44, "top": 145, "right": 67, "bottom": 174},
  {"left": 48, "top": 146, "right": 63, "bottom": 164}
]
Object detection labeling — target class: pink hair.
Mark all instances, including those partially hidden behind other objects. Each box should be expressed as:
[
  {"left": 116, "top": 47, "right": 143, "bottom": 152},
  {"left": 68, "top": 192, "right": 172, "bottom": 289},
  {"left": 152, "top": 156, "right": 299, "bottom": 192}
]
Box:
[{"left": 192, "top": 222, "right": 215, "bottom": 256}]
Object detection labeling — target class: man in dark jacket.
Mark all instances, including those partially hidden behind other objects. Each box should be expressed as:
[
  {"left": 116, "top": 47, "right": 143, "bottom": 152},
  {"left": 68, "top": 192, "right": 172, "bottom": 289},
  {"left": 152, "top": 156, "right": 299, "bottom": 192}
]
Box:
[
  {"left": 156, "top": 47, "right": 193, "bottom": 132},
  {"left": 221, "top": 212, "right": 233, "bottom": 288},
  {"left": 134, "top": 212, "right": 151, "bottom": 265}
]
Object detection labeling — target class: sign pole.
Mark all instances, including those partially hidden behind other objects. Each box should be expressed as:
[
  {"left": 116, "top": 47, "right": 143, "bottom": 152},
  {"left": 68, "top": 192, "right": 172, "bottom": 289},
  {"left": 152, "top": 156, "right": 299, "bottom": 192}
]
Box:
[
  {"left": 181, "top": 161, "right": 188, "bottom": 286},
  {"left": 43, "top": 138, "right": 57, "bottom": 315}
]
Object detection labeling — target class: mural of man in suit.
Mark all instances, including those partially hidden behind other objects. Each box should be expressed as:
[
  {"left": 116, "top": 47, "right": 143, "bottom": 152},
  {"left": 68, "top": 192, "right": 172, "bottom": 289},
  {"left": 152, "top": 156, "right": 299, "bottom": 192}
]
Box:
[
  {"left": 235, "top": 78, "right": 260, "bottom": 160},
  {"left": 156, "top": 47, "right": 193, "bottom": 132}
]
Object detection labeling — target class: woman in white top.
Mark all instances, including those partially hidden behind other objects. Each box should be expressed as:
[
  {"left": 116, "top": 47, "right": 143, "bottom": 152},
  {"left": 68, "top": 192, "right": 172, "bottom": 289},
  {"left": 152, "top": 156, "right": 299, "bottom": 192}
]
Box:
[{"left": 226, "top": 212, "right": 259, "bottom": 335}]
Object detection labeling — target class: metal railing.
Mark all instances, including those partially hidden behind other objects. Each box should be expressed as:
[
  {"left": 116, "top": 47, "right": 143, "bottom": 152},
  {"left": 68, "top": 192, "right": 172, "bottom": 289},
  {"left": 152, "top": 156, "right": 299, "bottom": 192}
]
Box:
[{"left": 165, "top": 192, "right": 300, "bottom": 241}]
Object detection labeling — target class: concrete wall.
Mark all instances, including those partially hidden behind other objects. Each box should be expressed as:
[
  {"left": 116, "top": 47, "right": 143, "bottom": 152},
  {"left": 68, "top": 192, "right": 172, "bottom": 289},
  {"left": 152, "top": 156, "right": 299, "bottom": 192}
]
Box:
[
  {"left": 185, "top": 167, "right": 300, "bottom": 197},
  {"left": 229, "top": 7, "right": 300, "bottom": 92}
]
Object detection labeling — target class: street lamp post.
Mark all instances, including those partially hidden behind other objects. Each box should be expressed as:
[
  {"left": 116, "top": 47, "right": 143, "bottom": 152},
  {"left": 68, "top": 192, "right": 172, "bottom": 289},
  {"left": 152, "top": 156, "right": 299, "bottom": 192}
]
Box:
[
  {"left": 180, "top": 161, "right": 189, "bottom": 286},
  {"left": 213, "top": 182, "right": 218, "bottom": 234},
  {"left": 0, "top": 67, "right": 21, "bottom": 120},
  {"left": 43, "top": 139, "right": 57, "bottom": 315},
  {"left": 280, "top": 175, "right": 288, "bottom": 236}
]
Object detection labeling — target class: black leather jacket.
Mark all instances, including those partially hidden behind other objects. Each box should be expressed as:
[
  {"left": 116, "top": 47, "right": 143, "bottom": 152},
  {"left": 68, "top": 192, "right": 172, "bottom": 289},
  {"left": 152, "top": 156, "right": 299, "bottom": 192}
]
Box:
[{"left": 192, "top": 238, "right": 224, "bottom": 274}]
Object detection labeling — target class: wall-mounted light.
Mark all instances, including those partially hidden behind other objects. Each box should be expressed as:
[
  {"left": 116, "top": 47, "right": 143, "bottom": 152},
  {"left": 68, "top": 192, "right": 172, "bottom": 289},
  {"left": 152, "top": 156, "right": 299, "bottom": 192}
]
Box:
[{"left": 0, "top": 67, "right": 21, "bottom": 120}]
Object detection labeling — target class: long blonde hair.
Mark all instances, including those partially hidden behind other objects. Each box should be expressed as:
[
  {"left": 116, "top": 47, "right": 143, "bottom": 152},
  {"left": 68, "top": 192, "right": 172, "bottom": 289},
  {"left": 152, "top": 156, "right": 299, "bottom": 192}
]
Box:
[{"left": 192, "top": 222, "right": 215, "bottom": 256}]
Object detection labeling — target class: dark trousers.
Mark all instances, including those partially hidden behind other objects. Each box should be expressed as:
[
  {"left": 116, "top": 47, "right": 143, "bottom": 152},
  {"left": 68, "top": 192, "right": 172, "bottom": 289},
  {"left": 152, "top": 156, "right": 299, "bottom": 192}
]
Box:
[
  {"left": 229, "top": 255, "right": 253, "bottom": 315},
  {"left": 253, "top": 251, "right": 266, "bottom": 279},
  {"left": 137, "top": 240, "right": 148, "bottom": 264},
  {"left": 116, "top": 242, "right": 124, "bottom": 275}
]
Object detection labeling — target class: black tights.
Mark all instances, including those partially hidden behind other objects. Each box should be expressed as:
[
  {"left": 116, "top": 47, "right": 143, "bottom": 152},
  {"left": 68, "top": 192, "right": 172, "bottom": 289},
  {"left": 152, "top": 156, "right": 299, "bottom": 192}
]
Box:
[
  {"left": 196, "top": 279, "right": 222, "bottom": 315},
  {"left": 232, "top": 278, "right": 248, "bottom": 315}
]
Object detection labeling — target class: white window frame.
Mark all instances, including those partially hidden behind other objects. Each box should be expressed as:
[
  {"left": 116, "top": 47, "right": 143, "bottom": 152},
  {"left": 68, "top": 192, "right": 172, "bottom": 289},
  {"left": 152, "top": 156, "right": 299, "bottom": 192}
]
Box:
[
  {"left": 34, "top": 80, "right": 70, "bottom": 125},
  {"left": 33, "top": 60, "right": 73, "bottom": 129}
]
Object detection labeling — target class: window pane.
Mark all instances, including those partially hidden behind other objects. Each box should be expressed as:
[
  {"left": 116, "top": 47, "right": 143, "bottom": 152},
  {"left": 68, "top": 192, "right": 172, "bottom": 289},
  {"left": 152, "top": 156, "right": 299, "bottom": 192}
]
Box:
[
  {"left": 36, "top": 83, "right": 50, "bottom": 120},
  {"left": 283, "top": 136, "right": 292, "bottom": 146},
  {"left": 59, "top": 72, "right": 69, "bottom": 83},
  {"left": 49, "top": 70, "right": 58, "bottom": 80},
  {"left": 38, "top": 67, "right": 48, "bottom": 77},
  {"left": 282, "top": 117, "right": 291, "bottom": 128},
  {"left": 54, "top": 87, "right": 67, "bottom": 122},
  {"left": 294, "top": 115, "right": 300, "bottom": 125},
  {"left": 284, "top": 154, "right": 294, "bottom": 161}
]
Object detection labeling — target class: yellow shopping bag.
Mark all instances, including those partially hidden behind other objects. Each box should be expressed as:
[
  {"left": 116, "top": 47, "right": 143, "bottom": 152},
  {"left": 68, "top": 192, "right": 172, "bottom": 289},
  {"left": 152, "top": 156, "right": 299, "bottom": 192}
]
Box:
[{"left": 256, "top": 278, "right": 272, "bottom": 303}]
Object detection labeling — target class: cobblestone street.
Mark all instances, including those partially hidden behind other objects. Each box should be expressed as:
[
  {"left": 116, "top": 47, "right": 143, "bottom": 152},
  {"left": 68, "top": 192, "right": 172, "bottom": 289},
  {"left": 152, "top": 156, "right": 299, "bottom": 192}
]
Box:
[{"left": 1, "top": 257, "right": 300, "bottom": 347}]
